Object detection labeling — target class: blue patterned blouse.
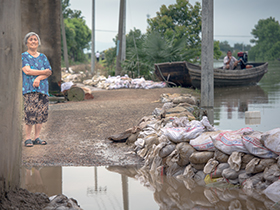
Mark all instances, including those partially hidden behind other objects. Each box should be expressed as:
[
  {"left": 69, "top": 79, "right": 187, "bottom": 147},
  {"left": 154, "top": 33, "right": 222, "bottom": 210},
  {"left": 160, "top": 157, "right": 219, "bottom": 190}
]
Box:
[{"left": 22, "top": 52, "right": 52, "bottom": 96}]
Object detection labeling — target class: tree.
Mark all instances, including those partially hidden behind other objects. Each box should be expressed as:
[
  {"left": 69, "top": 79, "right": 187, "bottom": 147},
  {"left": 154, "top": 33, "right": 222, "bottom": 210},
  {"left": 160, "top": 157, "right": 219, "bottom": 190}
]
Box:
[
  {"left": 61, "top": 0, "right": 91, "bottom": 63},
  {"left": 214, "top": 41, "right": 222, "bottom": 60},
  {"left": 61, "top": 0, "right": 84, "bottom": 19},
  {"left": 249, "top": 17, "right": 280, "bottom": 61},
  {"left": 219, "top": 41, "right": 232, "bottom": 53},
  {"left": 147, "top": 0, "right": 201, "bottom": 61},
  {"left": 233, "top": 43, "right": 251, "bottom": 52},
  {"left": 122, "top": 29, "right": 188, "bottom": 78}
]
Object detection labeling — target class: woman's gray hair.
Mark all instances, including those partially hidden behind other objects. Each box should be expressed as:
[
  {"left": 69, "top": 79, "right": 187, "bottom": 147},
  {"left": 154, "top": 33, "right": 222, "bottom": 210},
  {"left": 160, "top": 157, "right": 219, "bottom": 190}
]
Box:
[{"left": 24, "top": 32, "right": 41, "bottom": 46}]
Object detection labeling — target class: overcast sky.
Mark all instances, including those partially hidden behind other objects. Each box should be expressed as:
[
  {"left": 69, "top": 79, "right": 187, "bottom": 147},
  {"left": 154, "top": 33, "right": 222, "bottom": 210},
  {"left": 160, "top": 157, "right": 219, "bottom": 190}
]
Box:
[{"left": 69, "top": 0, "right": 280, "bottom": 52}]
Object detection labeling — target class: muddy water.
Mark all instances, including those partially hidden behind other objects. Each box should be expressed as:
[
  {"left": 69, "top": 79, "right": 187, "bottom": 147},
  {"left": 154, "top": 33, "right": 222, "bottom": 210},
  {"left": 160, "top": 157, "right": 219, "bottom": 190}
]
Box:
[
  {"left": 21, "top": 166, "right": 277, "bottom": 210},
  {"left": 20, "top": 61, "right": 280, "bottom": 209},
  {"left": 213, "top": 61, "right": 280, "bottom": 131}
]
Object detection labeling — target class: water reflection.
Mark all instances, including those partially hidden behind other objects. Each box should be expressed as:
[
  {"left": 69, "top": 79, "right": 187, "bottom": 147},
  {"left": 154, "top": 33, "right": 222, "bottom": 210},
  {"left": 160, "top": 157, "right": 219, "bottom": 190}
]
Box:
[
  {"left": 20, "top": 166, "right": 62, "bottom": 197},
  {"left": 213, "top": 61, "right": 280, "bottom": 131},
  {"left": 21, "top": 166, "right": 277, "bottom": 210}
]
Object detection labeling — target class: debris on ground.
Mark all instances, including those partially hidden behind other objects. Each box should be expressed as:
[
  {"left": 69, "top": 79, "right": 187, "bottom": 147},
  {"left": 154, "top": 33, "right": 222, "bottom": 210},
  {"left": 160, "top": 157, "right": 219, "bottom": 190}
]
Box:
[
  {"left": 62, "top": 68, "right": 167, "bottom": 91},
  {"left": 0, "top": 188, "right": 82, "bottom": 210},
  {"left": 107, "top": 92, "right": 280, "bottom": 193}
]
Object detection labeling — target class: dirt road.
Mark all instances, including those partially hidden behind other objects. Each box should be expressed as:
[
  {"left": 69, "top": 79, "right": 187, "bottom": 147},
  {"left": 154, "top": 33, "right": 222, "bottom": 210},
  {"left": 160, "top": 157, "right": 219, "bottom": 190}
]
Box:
[{"left": 22, "top": 87, "right": 197, "bottom": 166}]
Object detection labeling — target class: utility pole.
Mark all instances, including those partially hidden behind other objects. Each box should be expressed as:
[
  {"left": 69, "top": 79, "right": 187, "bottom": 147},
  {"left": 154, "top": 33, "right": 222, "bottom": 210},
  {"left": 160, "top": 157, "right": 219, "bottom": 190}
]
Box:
[
  {"left": 91, "top": 0, "right": 95, "bottom": 75},
  {"left": 201, "top": 0, "right": 214, "bottom": 107},
  {"left": 201, "top": 0, "right": 214, "bottom": 123},
  {"left": 60, "top": 0, "right": 69, "bottom": 70},
  {"left": 0, "top": 0, "right": 22, "bottom": 191},
  {"left": 116, "top": 0, "right": 126, "bottom": 76}
]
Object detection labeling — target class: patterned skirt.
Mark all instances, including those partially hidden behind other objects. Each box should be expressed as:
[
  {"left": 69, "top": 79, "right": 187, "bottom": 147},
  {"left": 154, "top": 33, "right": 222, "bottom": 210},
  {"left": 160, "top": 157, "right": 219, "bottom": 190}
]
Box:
[{"left": 23, "top": 92, "right": 49, "bottom": 125}]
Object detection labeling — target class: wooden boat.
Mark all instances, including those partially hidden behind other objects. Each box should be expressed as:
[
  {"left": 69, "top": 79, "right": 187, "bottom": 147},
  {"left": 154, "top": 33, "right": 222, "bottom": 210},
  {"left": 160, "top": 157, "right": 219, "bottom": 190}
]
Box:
[
  {"left": 187, "top": 62, "right": 268, "bottom": 88},
  {"left": 154, "top": 61, "right": 192, "bottom": 87}
]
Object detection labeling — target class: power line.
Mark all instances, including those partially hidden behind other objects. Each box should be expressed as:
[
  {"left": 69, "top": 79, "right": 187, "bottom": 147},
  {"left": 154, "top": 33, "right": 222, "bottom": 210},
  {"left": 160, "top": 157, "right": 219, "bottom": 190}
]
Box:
[
  {"left": 214, "top": 35, "right": 252, "bottom": 37},
  {"left": 96, "top": 29, "right": 117, "bottom": 33},
  {"left": 95, "top": 29, "right": 253, "bottom": 38}
]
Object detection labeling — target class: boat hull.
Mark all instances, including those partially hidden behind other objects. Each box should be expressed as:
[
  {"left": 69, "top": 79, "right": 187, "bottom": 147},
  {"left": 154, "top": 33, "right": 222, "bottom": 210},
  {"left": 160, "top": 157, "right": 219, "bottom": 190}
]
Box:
[
  {"left": 154, "top": 61, "right": 192, "bottom": 87},
  {"left": 187, "top": 62, "right": 268, "bottom": 88}
]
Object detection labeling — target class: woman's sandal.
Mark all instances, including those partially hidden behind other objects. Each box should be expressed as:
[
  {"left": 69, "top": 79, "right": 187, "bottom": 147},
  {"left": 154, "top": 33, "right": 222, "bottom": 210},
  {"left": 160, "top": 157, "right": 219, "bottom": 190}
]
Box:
[
  {"left": 33, "top": 138, "right": 47, "bottom": 145},
  {"left": 24, "top": 139, "right": 34, "bottom": 147}
]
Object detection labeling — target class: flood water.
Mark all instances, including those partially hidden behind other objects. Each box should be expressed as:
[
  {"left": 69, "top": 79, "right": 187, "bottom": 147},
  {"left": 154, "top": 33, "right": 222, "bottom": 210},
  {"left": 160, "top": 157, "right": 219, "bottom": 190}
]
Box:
[
  {"left": 213, "top": 61, "right": 280, "bottom": 131},
  {"left": 20, "top": 61, "right": 280, "bottom": 209},
  {"left": 21, "top": 165, "right": 278, "bottom": 209}
]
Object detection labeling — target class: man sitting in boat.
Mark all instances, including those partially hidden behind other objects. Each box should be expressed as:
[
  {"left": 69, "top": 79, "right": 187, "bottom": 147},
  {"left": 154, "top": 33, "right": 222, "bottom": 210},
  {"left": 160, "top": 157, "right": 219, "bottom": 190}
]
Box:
[{"left": 223, "top": 50, "right": 242, "bottom": 70}]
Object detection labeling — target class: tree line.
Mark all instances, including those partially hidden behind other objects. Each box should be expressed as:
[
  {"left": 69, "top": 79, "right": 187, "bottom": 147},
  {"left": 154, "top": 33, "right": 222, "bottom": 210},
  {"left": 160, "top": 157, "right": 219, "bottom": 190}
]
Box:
[{"left": 61, "top": 0, "right": 280, "bottom": 77}]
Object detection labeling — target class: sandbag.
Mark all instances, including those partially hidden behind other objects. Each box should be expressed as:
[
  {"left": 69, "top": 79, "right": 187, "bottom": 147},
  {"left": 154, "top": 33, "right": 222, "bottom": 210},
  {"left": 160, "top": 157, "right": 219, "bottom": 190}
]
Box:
[
  {"left": 176, "top": 142, "right": 196, "bottom": 166},
  {"left": 242, "top": 173, "right": 264, "bottom": 189},
  {"left": 137, "top": 147, "right": 149, "bottom": 158},
  {"left": 194, "top": 171, "right": 207, "bottom": 186},
  {"left": 172, "top": 95, "right": 196, "bottom": 105},
  {"left": 210, "top": 163, "right": 230, "bottom": 178},
  {"left": 189, "top": 151, "right": 214, "bottom": 164},
  {"left": 161, "top": 126, "right": 204, "bottom": 143},
  {"left": 162, "top": 102, "right": 174, "bottom": 111},
  {"left": 263, "top": 164, "right": 280, "bottom": 182},
  {"left": 214, "top": 149, "right": 229, "bottom": 163},
  {"left": 238, "top": 172, "right": 252, "bottom": 184},
  {"left": 134, "top": 138, "right": 145, "bottom": 149},
  {"left": 246, "top": 158, "right": 276, "bottom": 174},
  {"left": 242, "top": 131, "right": 278, "bottom": 158},
  {"left": 203, "top": 158, "right": 219, "bottom": 174},
  {"left": 191, "top": 163, "right": 205, "bottom": 171},
  {"left": 126, "top": 132, "right": 139, "bottom": 144},
  {"left": 240, "top": 154, "right": 255, "bottom": 170},
  {"left": 212, "top": 127, "right": 253, "bottom": 155},
  {"left": 107, "top": 130, "right": 132, "bottom": 142},
  {"left": 182, "top": 164, "right": 196, "bottom": 179},
  {"left": 144, "top": 134, "right": 159, "bottom": 147},
  {"left": 263, "top": 180, "right": 280, "bottom": 203},
  {"left": 171, "top": 116, "right": 189, "bottom": 127},
  {"left": 161, "top": 117, "right": 214, "bottom": 143},
  {"left": 222, "top": 168, "right": 245, "bottom": 180},
  {"left": 260, "top": 128, "right": 280, "bottom": 155},
  {"left": 189, "top": 131, "right": 221, "bottom": 151},
  {"left": 228, "top": 152, "right": 243, "bottom": 172},
  {"left": 158, "top": 143, "right": 176, "bottom": 158}
]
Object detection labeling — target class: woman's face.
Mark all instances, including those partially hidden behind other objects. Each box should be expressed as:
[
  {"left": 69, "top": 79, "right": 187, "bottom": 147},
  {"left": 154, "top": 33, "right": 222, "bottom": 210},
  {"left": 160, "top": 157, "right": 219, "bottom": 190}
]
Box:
[{"left": 26, "top": 35, "right": 39, "bottom": 50}]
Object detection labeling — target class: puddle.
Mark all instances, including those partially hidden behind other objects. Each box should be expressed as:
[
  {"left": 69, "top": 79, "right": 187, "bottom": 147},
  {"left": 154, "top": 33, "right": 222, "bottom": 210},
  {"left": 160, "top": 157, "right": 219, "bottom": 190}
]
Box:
[{"left": 20, "top": 166, "right": 277, "bottom": 210}]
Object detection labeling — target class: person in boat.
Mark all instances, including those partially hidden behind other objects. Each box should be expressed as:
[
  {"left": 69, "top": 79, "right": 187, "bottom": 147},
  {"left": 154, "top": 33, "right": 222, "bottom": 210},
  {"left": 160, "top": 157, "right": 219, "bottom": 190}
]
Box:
[{"left": 223, "top": 50, "right": 242, "bottom": 70}]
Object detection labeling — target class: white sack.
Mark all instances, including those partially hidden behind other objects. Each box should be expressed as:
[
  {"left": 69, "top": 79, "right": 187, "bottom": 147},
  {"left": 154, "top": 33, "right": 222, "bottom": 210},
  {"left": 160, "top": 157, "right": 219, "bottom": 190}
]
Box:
[
  {"left": 261, "top": 128, "right": 280, "bottom": 155},
  {"left": 190, "top": 131, "right": 221, "bottom": 151},
  {"left": 242, "top": 131, "right": 278, "bottom": 158},
  {"left": 263, "top": 180, "right": 280, "bottom": 203},
  {"left": 212, "top": 127, "right": 253, "bottom": 155}
]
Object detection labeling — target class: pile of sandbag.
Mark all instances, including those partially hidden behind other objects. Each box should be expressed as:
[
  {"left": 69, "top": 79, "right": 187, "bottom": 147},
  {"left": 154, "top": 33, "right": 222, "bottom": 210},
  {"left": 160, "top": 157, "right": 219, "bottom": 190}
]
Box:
[
  {"left": 135, "top": 116, "right": 280, "bottom": 190},
  {"left": 83, "top": 75, "right": 167, "bottom": 90},
  {"left": 108, "top": 92, "right": 280, "bottom": 192}
]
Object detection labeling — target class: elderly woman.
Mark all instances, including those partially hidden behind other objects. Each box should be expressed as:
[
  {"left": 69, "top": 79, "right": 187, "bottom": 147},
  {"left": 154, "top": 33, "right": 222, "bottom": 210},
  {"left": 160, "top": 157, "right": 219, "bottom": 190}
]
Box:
[{"left": 22, "top": 32, "right": 52, "bottom": 147}]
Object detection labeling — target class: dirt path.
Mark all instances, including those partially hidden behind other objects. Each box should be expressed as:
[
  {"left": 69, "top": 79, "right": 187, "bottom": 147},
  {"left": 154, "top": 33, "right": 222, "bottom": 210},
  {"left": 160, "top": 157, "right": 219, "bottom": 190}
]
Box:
[{"left": 22, "top": 87, "right": 197, "bottom": 166}]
